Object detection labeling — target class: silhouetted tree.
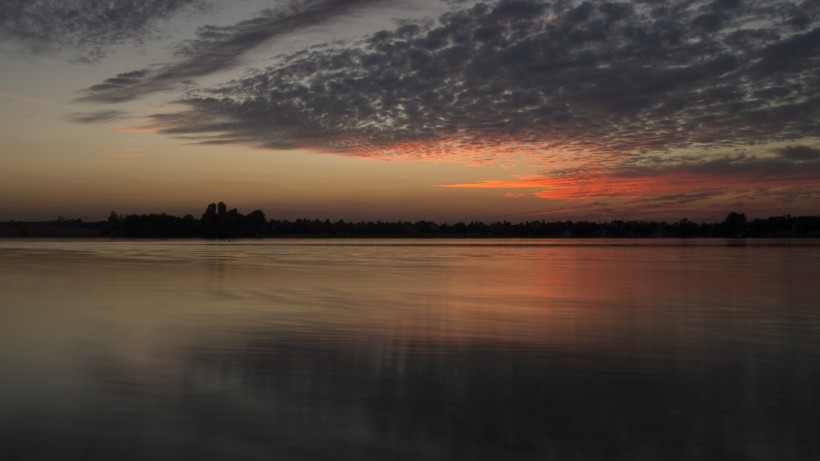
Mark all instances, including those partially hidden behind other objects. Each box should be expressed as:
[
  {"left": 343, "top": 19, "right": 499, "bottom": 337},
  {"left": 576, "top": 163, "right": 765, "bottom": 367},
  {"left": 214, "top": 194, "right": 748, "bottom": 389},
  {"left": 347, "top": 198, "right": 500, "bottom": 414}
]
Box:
[
  {"left": 247, "top": 210, "right": 267, "bottom": 234},
  {"left": 201, "top": 203, "right": 219, "bottom": 236},
  {"left": 723, "top": 212, "right": 748, "bottom": 236}
]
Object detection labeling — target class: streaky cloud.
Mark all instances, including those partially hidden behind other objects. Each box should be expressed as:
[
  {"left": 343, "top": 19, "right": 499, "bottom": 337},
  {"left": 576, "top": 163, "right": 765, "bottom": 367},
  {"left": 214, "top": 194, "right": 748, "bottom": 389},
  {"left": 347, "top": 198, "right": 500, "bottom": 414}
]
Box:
[
  {"left": 612, "top": 152, "right": 820, "bottom": 180},
  {"left": 66, "top": 110, "right": 129, "bottom": 124},
  {"left": 80, "top": 0, "right": 386, "bottom": 102},
  {"left": 440, "top": 149, "right": 820, "bottom": 218},
  {"left": 442, "top": 152, "right": 820, "bottom": 189},
  {"left": 442, "top": 152, "right": 820, "bottom": 211}
]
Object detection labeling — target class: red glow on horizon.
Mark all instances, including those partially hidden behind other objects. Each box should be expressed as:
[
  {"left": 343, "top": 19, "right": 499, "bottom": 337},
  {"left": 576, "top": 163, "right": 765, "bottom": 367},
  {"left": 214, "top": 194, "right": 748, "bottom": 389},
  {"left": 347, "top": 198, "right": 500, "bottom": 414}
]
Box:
[{"left": 440, "top": 171, "right": 820, "bottom": 198}]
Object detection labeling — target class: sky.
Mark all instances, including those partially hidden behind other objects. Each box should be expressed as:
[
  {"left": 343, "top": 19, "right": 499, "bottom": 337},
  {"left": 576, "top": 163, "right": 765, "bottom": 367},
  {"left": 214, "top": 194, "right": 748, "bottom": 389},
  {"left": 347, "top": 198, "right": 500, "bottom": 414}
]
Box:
[{"left": 1, "top": 0, "right": 819, "bottom": 222}]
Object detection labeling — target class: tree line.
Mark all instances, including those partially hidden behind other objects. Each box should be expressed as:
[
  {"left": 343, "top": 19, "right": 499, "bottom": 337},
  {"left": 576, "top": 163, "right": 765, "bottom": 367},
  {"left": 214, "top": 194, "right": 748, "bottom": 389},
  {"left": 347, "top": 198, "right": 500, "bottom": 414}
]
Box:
[
  {"left": 3, "top": 203, "right": 819, "bottom": 238},
  {"left": 97, "top": 205, "right": 819, "bottom": 238}
]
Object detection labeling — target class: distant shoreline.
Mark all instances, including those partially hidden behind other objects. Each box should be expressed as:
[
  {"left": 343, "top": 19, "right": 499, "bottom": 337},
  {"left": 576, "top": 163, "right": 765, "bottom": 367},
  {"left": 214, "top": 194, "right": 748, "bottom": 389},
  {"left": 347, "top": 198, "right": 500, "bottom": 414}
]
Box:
[{"left": 2, "top": 206, "right": 819, "bottom": 239}]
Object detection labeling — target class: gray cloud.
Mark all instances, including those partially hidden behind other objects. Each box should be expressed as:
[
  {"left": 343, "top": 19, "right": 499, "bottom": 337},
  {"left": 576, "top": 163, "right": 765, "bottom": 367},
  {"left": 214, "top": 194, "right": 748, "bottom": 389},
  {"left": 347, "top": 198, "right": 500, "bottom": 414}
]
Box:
[
  {"left": 613, "top": 152, "right": 820, "bottom": 180},
  {"left": 775, "top": 145, "right": 820, "bottom": 161},
  {"left": 613, "top": 150, "right": 820, "bottom": 214},
  {"left": 65, "top": 110, "right": 129, "bottom": 124},
  {"left": 137, "top": 0, "right": 820, "bottom": 162},
  {"left": 526, "top": 149, "right": 820, "bottom": 218},
  {"left": 0, "top": 0, "right": 207, "bottom": 60},
  {"left": 624, "top": 191, "right": 728, "bottom": 207},
  {"left": 80, "top": 0, "right": 386, "bottom": 102}
]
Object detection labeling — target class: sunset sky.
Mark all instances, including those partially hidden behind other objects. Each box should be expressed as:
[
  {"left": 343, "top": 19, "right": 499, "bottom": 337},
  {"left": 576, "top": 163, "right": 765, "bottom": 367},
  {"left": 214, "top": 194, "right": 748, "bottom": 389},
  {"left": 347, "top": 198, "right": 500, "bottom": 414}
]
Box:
[{"left": 2, "top": 0, "right": 819, "bottom": 222}]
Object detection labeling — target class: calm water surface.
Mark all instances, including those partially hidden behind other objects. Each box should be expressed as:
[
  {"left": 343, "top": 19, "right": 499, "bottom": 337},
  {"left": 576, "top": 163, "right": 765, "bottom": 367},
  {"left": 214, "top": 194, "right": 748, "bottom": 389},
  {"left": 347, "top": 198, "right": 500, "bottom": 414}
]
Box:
[{"left": 1, "top": 239, "right": 819, "bottom": 460}]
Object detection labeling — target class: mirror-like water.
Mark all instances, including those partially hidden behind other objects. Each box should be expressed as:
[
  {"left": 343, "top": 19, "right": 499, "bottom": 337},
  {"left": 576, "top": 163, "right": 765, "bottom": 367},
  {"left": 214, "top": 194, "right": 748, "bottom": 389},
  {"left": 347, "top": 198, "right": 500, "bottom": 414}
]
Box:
[{"left": 1, "top": 239, "right": 819, "bottom": 460}]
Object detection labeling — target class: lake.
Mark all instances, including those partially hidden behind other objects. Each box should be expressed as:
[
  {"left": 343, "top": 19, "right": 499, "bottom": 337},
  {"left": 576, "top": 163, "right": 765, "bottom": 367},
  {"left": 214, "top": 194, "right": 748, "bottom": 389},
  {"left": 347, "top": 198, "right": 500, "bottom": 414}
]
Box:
[{"left": 1, "top": 239, "right": 819, "bottom": 460}]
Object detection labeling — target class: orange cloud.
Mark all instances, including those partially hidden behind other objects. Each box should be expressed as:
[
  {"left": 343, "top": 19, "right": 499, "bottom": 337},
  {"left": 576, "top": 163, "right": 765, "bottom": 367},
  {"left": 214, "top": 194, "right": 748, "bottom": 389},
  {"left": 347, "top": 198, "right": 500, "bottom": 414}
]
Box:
[
  {"left": 438, "top": 154, "right": 820, "bottom": 218},
  {"left": 442, "top": 158, "right": 820, "bottom": 198}
]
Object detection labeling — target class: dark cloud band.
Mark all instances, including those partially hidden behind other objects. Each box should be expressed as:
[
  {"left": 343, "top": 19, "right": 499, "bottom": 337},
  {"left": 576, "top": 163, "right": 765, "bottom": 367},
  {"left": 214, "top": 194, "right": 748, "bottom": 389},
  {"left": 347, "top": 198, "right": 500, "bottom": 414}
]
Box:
[
  {"left": 65, "top": 110, "right": 129, "bottom": 124},
  {"left": 0, "top": 0, "right": 207, "bottom": 60},
  {"left": 137, "top": 0, "right": 820, "bottom": 162}
]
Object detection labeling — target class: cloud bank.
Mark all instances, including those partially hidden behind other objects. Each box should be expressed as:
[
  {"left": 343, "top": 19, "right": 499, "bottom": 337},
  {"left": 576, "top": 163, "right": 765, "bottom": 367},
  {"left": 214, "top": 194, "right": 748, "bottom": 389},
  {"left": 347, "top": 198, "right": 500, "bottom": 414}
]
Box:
[{"left": 127, "top": 0, "right": 820, "bottom": 163}]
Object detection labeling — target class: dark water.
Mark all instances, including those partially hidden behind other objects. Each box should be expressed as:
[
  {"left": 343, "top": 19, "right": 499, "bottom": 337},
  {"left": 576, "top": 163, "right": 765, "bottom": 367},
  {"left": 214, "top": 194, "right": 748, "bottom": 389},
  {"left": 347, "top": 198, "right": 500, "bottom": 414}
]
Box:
[{"left": 1, "top": 239, "right": 819, "bottom": 460}]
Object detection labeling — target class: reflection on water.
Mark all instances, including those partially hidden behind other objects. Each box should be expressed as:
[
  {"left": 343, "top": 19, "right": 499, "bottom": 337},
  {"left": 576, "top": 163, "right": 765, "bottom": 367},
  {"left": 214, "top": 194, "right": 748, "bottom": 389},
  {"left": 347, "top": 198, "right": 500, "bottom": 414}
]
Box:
[{"left": 1, "top": 239, "right": 820, "bottom": 460}]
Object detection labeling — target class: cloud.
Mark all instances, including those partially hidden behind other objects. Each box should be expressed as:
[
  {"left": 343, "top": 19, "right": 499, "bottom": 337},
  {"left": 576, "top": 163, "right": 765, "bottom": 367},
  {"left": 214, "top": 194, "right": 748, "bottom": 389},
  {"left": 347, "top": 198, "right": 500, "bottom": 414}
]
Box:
[
  {"left": 440, "top": 151, "right": 820, "bottom": 217},
  {"left": 775, "top": 145, "right": 820, "bottom": 161},
  {"left": 452, "top": 155, "right": 820, "bottom": 220},
  {"left": 79, "top": 0, "right": 386, "bottom": 102},
  {"left": 0, "top": 0, "right": 207, "bottom": 60},
  {"left": 66, "top": 110, "right": 129, "bottom": 124},
  {"left": 134, "top": 0, "right": 820, "bottom": 161}
]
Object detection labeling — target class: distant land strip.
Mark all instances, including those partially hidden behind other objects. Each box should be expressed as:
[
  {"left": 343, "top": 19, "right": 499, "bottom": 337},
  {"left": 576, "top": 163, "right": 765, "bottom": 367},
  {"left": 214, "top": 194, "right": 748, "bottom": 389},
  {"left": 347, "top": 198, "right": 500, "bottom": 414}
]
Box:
[{"left": 2, "top": 204, "right": 819, "bottom": 238}]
